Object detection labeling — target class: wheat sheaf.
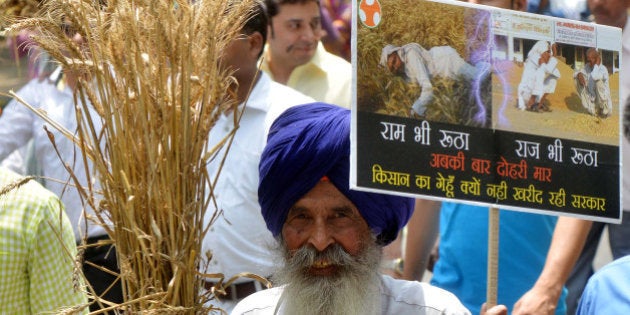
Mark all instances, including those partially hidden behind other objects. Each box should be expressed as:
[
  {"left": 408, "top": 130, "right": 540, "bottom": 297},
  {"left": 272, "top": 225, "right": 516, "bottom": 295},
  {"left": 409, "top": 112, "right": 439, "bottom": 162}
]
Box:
[{"left": 2, "top": 0, "right": 258, "bottom": 313}]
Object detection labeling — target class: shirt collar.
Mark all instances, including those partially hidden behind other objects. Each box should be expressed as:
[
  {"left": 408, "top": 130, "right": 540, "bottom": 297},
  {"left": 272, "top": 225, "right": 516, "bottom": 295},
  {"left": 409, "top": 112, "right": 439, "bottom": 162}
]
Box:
[{"left": 260, "top": 42, "right": 327, "bottom": 77}]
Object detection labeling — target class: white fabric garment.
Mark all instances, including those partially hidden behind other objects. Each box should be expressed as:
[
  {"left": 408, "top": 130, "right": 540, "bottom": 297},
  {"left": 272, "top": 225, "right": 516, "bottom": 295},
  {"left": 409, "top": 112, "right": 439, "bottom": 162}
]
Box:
[
  {"left": 201, "top": 72, "right": 314, "bottom": 313},
  {"left": 231, "top": 275, "right": 471, "bottom": 315},
  {"left": 517, "top": 55, "right": 542, "bottom": 109},
  {"left": 0, "top": 70, "right": 106, "bottom": 242},
  {"left": 381, "top": 43, "right": 481, "bottom": 116},
  {"left": 573, "top": 61, "right": 612, "bottom": 116},
  {"left": 0, "top": 145, "right": 27, "bottom": 175},
  {"left": 541, "top": 56, "right": 561, "bottom": 94},
  {"left": 550, "top": 0, "right": 587, "bottom": 21},
  {"left": 517, "top": 41, "right": 550, "bottom": 109}
]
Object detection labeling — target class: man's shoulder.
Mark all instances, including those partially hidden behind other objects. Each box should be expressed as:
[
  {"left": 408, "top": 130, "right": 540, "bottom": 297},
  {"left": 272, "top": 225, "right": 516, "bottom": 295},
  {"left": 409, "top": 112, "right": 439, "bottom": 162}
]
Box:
[
  {"left": 0, "top": 167, "right": 62, "bottom": 222},
  {"left": 590, "top": 255, "right": 630, "bottom": 283},
  {"left": 315, "top": 45, "right": 351, "bottom": 73},
  {"left": 249, "top": 73, "right": 314, "bottom": 113},
  {"left": 266, "top": 80, "right": 315, "bottom": 118},
  {"left": 268, "top": 80, "right": 315, "bottom": 103},
  {"left": 578, "top": 256, "right": 630, "bottom": 314},
  {"left": 230, "top": 286, "right": 284, "bottom": 315},
  {"left": 380, "top": 275, "right": 470, "bottom": 314},
  {"left": 0, "top": 167, "right": 54, "bottom": 199}
]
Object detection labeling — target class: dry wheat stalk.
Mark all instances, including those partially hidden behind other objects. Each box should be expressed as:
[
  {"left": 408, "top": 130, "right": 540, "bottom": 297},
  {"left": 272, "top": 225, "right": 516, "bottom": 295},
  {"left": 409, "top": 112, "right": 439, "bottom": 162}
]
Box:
[
  {"left": 3, "top": 0, "right": 256, "bottom": 313},
  {"left": 0, "top": 0, "right": 42, "bottom": 23}
]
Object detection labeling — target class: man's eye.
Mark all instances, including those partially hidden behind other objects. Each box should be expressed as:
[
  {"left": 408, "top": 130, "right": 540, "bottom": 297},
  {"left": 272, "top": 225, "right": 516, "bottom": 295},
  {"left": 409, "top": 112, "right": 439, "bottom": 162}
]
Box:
[
  {"left": 288, "top": 22, "right": 301, "bottom": 30},
  {"left": 333, "top": 211, "right": 350, "bottom": 219},
  {"left": 310, "top": 19, "right": 321, "bottom": 30}
]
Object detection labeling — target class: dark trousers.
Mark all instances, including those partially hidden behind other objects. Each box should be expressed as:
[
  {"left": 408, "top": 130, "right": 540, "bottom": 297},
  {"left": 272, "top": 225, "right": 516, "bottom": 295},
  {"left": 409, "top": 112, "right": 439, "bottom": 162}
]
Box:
[{"left": 82, "top": 235, "right": 124, "bottom": 313}]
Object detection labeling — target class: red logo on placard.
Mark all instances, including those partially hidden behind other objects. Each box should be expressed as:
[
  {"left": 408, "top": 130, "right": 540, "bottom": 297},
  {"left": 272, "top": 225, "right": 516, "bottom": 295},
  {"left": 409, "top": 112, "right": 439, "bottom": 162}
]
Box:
[{"left": 359, "top": 0, "right": 382, "bottom": 28}]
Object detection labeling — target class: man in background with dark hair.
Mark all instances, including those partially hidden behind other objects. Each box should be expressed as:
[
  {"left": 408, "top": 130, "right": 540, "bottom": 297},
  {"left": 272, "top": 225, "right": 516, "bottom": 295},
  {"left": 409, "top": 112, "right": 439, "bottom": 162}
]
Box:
[
  {"left": 573, "top": 48, "right": 612, "bottom": 117},
  {"left": 201, "top": 0, "right": 313, "bottom": 312},
  {"left": 261, "top": 0, "right": 351, "bottom": 108}
]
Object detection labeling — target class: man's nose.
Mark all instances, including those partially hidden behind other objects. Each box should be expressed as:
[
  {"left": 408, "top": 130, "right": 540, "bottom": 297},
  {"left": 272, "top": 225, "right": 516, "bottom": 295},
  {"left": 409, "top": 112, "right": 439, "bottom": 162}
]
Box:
[
  {"left": 308, "top": 221, "right": 334, "bottom": 251},
  {"left": 300, "top": 25, "right": 321, "bottom": 41}
]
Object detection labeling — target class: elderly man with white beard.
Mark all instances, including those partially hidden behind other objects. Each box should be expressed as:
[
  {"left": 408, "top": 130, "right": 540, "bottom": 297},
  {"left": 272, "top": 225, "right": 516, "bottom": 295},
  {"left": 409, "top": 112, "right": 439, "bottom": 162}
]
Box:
[{"left": 230, "top": 103, "right": 507, "bottom": 315}]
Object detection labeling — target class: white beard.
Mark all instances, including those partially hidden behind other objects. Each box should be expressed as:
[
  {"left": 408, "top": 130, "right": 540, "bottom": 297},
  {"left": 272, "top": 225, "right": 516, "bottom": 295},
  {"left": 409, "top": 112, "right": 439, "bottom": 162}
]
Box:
[{"left": 273, "top": 241, "right": 383, "bottom": 315}]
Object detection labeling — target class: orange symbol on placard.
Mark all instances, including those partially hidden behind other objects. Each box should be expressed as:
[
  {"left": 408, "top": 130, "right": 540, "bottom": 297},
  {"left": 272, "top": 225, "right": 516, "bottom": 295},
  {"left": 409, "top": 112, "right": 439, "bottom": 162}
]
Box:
[{"left": 359, "top": 0, "right": 382, "bottom": 28}]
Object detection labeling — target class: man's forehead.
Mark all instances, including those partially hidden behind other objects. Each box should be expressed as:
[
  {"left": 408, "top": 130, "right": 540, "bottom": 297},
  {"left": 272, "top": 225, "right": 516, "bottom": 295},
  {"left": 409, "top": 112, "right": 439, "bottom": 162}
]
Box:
[{"left": 276, "top": 1, "right": 321, "bottom": 16}]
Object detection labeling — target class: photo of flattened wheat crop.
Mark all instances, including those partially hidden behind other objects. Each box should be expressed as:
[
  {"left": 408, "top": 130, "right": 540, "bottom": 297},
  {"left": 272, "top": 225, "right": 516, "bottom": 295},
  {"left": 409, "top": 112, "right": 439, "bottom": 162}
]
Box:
[{"left": 357, "top": 0, "right": 492, "bottom": 128}]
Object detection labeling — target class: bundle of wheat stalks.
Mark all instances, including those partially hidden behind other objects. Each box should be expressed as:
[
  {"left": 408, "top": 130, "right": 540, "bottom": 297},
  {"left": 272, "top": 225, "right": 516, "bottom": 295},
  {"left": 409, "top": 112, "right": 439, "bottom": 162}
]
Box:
[
  {"left": 0, "top": 0, "right": 42, "bottom": 22},
  {"left": 3, "top": 0, "right": 254, "bottom": 313}
]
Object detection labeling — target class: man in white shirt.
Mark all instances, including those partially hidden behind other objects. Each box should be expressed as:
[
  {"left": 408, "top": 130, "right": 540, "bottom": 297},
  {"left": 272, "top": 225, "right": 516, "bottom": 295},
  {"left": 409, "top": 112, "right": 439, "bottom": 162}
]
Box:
[
  {"left": 380, "top": 43, "right": 490, "bottom": 117},
  {"left": 537, "top": 43, "right": 561, "bottom": 111},
  {"left": 517, "top": 41, "right": 561, "bottom": 112},
  {"left": 573, "top": 48, "right": 612, "bottom": 117},
  {"left": 260, "top": 0, "right": 351, "bottom": 108},
  {"left": 517, "top": 40, "right": 548, "bottom": 111},
  {"left": 201, "top": 2, "right": 313, "bottom": 312}
]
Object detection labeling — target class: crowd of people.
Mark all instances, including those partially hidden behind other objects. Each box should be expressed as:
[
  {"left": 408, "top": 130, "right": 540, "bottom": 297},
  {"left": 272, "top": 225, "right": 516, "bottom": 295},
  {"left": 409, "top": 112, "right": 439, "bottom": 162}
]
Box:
[{"left": 0, "top": 0, "right": 628, "bottom": 314}]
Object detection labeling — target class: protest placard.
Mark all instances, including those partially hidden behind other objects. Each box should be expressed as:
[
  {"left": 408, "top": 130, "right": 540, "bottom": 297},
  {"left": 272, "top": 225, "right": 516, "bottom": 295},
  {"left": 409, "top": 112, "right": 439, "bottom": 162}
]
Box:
[{"left": 352, "top": 0, "right": 622, "bottom": 223}]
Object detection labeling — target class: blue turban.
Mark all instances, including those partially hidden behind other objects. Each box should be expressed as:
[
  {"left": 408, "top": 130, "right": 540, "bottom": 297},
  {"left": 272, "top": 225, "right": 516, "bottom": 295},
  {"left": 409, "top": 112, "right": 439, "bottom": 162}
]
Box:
[{"left": 258, "top": 103, "right": 414, "bottom": 245}]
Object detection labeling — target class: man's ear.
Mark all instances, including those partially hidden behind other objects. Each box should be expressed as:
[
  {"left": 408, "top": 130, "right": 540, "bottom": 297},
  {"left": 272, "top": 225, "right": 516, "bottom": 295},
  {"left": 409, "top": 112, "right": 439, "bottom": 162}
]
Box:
[
  {"left": 512, "top": 0, "right": 527, "bottom": 11},
  {"left": 248, "top": 31, "right": 264, "bottom": 58}
]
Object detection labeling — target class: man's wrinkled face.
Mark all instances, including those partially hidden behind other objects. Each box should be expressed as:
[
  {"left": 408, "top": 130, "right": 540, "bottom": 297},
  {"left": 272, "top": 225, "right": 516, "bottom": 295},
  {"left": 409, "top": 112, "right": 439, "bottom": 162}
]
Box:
[
  {"left": 267, "top": 1, "right": 323, "bottom": 69},
  {"left": 277, "top": 183, "right": 382, "bottom": 315},
  {"left": 282, "top": 180, "right": 372, "bottom": 276},
  {"left": 586, "top": 50, "right": 599, "bottom": 67},
  {"left": 387, "top": 52, "right": 404, "bottom": 76}
]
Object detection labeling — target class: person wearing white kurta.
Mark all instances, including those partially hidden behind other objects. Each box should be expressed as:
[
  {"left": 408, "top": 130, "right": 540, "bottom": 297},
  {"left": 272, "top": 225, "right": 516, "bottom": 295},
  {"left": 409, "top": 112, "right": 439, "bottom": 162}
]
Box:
[
  {"left": 517, "top": 40, "right": 550, "bottom": 110},
  {"left": 536, "top": 43, "right": 561, "bottom": 111},
  {"left": 573, "top": 48, "right": 612, "bottom": 117},
  {"left": 0, "top": 69, "right": 106, "bottom": 242},
  {"left": 541, "top": 55, "right": 561, "bottom": 95},
  {"left": 202, "top": 71, "right": 314, "bottom": 313},
  {"left": 231, "top": 275, "right": 471, "bottom": 315},
  {"left": 380, "top": 43, "right": 487, "bottom": 116}
]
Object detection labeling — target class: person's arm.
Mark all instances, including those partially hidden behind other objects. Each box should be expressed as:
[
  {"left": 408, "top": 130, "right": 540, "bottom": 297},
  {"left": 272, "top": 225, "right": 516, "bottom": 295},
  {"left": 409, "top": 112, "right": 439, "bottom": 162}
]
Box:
[
  {"left": 401, "top": 199, "right": 440, "bottom": 281},
  {"left": 0, "top": 79, "right": 41, "bottom": 161},
  {"left": 574, "top": 67, "right": 587, "bottom": 87},
  {"left": 512, "top": 217, "right": 592, "bottom": 315}
]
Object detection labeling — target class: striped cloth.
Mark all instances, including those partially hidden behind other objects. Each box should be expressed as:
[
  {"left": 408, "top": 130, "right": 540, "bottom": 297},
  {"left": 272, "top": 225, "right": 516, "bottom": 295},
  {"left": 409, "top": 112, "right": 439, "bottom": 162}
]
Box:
[{"left": 0, "top": 167, "right": 88, "bottom": 314}]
